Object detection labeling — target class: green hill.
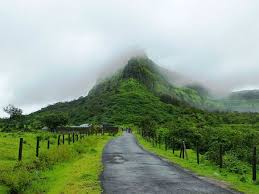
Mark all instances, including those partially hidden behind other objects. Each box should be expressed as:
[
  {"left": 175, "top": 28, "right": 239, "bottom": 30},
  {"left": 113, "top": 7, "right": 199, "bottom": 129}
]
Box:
[
  {"left": 29, "top": 57, "right": 216, "bottom": 125},
  {"left": 28, "top": 56, "right": 259, "bottom": 127},
  {"left": 230, "top": 90, "right": 259, "bottom": 100}
]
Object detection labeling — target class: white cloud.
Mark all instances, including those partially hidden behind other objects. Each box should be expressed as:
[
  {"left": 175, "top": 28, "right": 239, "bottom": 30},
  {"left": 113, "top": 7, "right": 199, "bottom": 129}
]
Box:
[{"left": 0, "top": 0, "right": 259, "bottom": 116}]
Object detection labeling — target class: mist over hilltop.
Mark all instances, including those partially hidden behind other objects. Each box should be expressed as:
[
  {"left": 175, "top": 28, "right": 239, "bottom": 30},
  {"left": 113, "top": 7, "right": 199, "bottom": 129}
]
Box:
[{"left": 1, "top": 0, "right": 259, "bottom": 116}]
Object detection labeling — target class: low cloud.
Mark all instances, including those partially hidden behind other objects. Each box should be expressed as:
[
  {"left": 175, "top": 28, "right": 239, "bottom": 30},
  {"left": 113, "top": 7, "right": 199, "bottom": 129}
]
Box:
[{"left": 0, "top": 0, "right": 259, "bottom": 116}]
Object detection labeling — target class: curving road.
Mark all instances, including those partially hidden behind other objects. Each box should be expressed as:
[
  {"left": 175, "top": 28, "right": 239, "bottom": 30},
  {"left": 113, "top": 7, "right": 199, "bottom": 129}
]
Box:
[{"left": 101, "top": 133, "right": 240, "bottom": 194}]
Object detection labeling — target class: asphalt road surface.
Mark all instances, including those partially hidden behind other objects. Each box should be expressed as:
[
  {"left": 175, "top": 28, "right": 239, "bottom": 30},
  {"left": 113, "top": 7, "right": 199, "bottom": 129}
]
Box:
[{"left": 101, "top": 133, "right": 240, "bottom": 194}]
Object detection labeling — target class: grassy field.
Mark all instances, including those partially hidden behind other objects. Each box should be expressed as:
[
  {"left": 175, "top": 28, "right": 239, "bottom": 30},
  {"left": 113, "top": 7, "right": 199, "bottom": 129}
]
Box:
[
  {"left": 135, "top": 133, "right": 259, "bottom": 194},
  {"left": 0, "top": 131, "right": 113, "bottom": 193}
]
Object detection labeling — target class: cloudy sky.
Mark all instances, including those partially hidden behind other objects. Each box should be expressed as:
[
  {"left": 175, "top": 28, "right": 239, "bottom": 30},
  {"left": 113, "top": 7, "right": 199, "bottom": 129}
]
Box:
[{"left": 0, "top": 0, "right": 259, "bottom": 117}]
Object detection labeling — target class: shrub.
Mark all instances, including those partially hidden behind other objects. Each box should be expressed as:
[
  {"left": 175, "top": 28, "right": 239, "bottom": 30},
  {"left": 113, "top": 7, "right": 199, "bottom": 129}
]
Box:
[
  {"left": 0, "top": 138, "right": 92, "bottom": 193},
  {"left": 39, "top": 145, "right": 75, "bottom": 166},
  {"left": 223, "top": 153, "right": 249, "bottom": 175},
  {"left": 0, "top": 165, "right": 33, "bottom": 193}
]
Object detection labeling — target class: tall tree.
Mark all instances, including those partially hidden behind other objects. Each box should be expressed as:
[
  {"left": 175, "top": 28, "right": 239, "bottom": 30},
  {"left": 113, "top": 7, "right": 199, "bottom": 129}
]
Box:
[{"left": 3, "top": 104, "right": 23, "bottom": 119}]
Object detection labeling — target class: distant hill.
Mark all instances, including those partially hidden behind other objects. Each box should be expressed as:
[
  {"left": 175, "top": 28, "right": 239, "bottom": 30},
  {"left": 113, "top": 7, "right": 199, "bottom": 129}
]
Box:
[
  {"left": 29, "top": 56, "right": 259, "bottom": 126},
  {"left": 229, "top": 90, "right": 259, "bottom": 100},
  {"left": 29, "top": 57, "right": 217, "bottom": 125},
  {"left": 220, "top": 90, "right": 259, "bottom": 112}
]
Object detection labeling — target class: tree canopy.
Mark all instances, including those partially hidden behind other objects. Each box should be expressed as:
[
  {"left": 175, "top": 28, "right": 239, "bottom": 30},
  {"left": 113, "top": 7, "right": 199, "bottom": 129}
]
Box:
[
  {"left": 3, "top": 104, "right": 23, "bottom": 119},
  {"left": 40, "top": 113, "right": 68, "bottom": 130}
]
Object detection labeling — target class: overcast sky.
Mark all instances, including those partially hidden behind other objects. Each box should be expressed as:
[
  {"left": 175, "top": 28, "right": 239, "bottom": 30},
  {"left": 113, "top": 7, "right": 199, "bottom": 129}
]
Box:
[{"left": 0, "top": 0, "right": 259, "bottom": 117}]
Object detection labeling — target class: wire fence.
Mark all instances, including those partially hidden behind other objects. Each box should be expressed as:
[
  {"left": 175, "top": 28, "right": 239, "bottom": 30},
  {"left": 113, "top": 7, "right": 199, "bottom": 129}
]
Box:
[
  {"left": 17, "top": 127, "right": 119, "bottom": 161},
  {"left": 138, "top": 128, "right": 257, "bottom": 182}
]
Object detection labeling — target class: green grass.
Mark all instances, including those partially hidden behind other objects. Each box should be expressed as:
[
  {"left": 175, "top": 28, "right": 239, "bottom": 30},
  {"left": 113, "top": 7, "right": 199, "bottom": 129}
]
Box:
[
  {"left": 0, "top": 131, "right": 64, "bottom": 170},
  {"left": 25, "top": 135, "right": 112, "bottom": 194},
  {"left": 0, "top": 186, "right": 8, "bottom": 194},
  {"left": 0, "top": 131, "right": 113, "bottom": 193},
  {"left": 135, "top": 133, "right": 259, "bottom": 194}
]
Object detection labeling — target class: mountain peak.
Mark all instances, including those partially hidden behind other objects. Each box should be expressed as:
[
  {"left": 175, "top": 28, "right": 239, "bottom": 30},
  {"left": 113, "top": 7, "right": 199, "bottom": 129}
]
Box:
[{"left": 122, "top": 57, "right": 157, "bottom": 90}]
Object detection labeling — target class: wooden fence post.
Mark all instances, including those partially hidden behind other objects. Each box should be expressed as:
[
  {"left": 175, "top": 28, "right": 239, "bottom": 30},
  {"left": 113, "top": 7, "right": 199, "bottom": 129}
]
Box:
[
  {"left": 47, "top": 138, "right": 50, "bottom": 149},
  {"left": 196, "top": 142, "right": 200, "bottom": 165},
  {"left": 72, "top": 133, "right": 75, "bottom": 143},
  {"left": 172, "top": 138, "right": 175, "bottom": 154},
  {"left": 68, "top": 134, "right": 71, "bottom": 145},
  {"left": 62, "top": 134, "right": 65, "bottom": 144},
  {"left": 183, "top": 141, "right": 188, "bottom": 159},
  {"left": 182, "top": 141, "right": 185, "bottom": 159},
  {"left": 58, "top": 135, "right": 61, "bottom": 146},
  {"left": 18, "top": 138, "right": 23, "bottom": 161},
  {"left": 76, "top": 134, "right": 78, "bottom": 141},
  {"left": 165, "top": 137, "right": 168, "bottom": 151},
  {"left": 219, "top": 144, "right": 223, "bottom": 168},
  {"left": 253, "top": 146, "right": 257, "bottom": 182},
  {"left": 36, "top": 137, "right": 40, "bottom": 157},
  {"left": 158, "top": 135, "right": 161, "bottom": 148},
  {"left": 180, "top": 142, "right": 183, "bottom": 158}
]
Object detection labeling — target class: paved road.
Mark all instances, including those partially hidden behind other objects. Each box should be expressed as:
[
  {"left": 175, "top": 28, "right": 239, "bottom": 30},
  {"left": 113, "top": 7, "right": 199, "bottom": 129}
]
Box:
[{"left": 101, "top": 133, "right": 240, "bottom": 194}]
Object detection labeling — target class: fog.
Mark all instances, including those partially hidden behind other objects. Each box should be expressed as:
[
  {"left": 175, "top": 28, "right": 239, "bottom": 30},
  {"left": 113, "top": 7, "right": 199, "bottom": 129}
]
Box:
[{"left": 1, "top": 0, "right": 259, "bottom": 117}]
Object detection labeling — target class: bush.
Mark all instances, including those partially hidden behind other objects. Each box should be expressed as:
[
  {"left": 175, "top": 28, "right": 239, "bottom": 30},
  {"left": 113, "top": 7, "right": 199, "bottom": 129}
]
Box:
[
  {"left": 0, "top": 165, "right": 33, "bottom": 193},
  {"left": 74, "top": 143, "right": 88, "bottom": 154},
  {"left": 223, "top": 153, "right": 249, "bottom": 175},
  {"left": 39, "top": 145, "right": 75, "bottom": 166}
]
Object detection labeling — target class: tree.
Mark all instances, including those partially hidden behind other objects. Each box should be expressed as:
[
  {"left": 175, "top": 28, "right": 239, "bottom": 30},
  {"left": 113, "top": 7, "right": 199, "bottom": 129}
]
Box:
[
  {"left": 139, "top": 116, "right": 156, "bottom": 138},
  {"left": 3, "top": 104, "right": 23, "bottom": 119},
  {"left": 40, "top": 113, "right": 68, "bottom": 131}
]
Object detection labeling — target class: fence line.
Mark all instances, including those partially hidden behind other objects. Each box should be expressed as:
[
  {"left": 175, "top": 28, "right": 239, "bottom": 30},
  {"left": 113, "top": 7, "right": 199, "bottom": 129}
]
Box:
[
  {"left": 17, "top": 127, "right": 118, "bottom": 162},
  {"left": 139, "top": 128, "right": 258, "bottom": 182}
]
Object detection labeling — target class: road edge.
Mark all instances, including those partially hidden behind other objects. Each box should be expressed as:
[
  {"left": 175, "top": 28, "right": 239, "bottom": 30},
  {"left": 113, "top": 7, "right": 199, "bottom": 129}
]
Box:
[
  {"left": 133, "top": 133, "right": 243, "bottom": 194},
  {"left": 100, "top": 135, "right": 118, "bottom": 194}
]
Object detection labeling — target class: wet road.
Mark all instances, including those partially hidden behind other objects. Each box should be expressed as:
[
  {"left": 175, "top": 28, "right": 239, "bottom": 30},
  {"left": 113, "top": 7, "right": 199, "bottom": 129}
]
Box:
[{"left": 101, "top": 133, "right": 239, "bottom": 194}]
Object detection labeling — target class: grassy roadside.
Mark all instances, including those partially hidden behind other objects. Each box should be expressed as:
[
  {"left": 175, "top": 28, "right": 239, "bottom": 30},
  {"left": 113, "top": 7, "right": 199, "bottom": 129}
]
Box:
[
  {"left": 135, "top": 133, "right": 259, "bottom": 194},
  {"left": 0, "top": 186, "right": 8, "bottom": 194},
  {"left": 24, "top": 135, "right": 113, "bottom": 194},
  {"left": 0, "top": 133, "right": 114, "bottom": 194}
]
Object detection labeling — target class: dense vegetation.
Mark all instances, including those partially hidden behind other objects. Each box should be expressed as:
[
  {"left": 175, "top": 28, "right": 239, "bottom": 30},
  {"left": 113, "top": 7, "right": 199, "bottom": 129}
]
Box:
[
  {"left": 136, "top": 133, "right": 259, "bottom": 194},
  {"left": 1, "top": 56, "right": 259, "bottom": 192}
]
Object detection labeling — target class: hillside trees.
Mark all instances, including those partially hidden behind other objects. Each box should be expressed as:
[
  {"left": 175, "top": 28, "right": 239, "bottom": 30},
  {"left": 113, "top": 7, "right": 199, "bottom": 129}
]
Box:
[
  {"left": 122, "top": 58, "right": 156, "bottom": 90},
  {"left": 3, "top": 104, "right": 23, "bottom": 119},
  {"left": 139, "top": 116, "right": 157, "bottom": 139},
  {"left": 0, "top": 105, "right": 25, "bottom": 131},
  {"left": 40, "top": 113, "right": 68, "bottom": 131}
]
